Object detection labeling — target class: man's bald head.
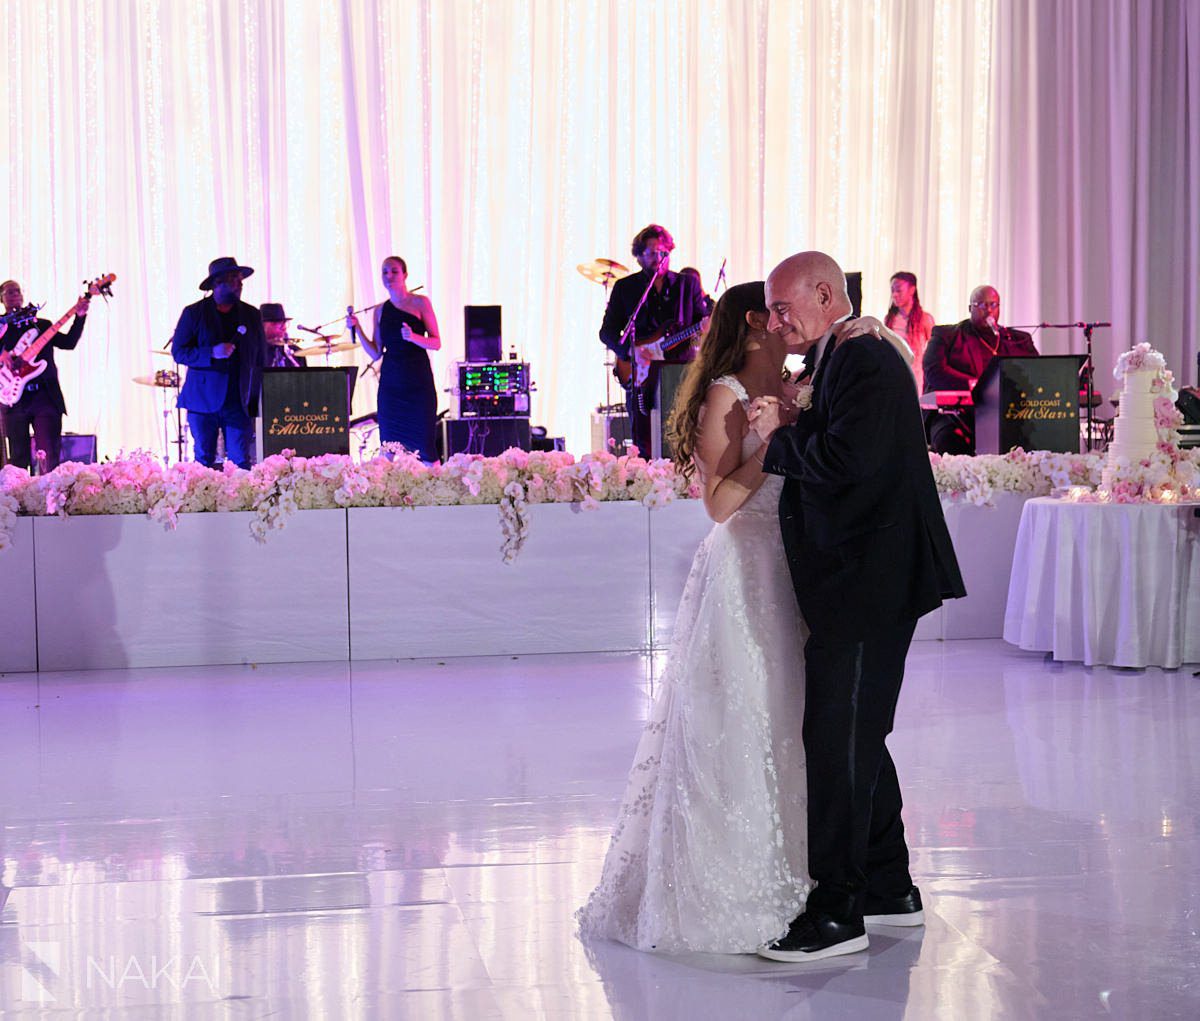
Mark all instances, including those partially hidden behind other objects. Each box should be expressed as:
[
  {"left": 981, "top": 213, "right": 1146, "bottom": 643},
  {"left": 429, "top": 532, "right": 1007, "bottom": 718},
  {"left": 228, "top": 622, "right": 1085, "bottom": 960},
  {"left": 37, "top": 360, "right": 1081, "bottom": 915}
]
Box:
[
  {"left": 765, "top": 251, "right": 853, "bottom": 353},
  {"left": 968, "top": 284, "right": 1000, "bottom": 329}
]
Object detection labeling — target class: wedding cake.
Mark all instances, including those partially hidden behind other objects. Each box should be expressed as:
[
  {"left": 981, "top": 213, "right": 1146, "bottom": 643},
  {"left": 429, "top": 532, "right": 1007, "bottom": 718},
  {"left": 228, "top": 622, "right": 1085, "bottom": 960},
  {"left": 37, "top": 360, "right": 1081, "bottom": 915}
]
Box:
[{"left": 1102, "top": 343, "right": 1179, "bottom": 487}]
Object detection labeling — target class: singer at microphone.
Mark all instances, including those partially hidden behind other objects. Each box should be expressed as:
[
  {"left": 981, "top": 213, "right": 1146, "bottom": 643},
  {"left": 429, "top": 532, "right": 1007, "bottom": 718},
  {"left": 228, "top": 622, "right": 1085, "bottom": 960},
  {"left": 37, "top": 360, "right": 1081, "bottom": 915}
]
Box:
[{"left": 923, "top": 284, "right": 1039, "bottom": 455}]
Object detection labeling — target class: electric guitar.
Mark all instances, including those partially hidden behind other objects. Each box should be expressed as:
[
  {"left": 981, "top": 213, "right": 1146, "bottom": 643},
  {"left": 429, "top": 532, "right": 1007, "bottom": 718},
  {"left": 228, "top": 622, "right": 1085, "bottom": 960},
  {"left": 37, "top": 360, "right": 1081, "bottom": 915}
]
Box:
[
  {"left": 0, "top": 274, "right": 116, "bottom": 407},
  {"left": 614, "top": 318, "right": 706, "bottom": 412}
]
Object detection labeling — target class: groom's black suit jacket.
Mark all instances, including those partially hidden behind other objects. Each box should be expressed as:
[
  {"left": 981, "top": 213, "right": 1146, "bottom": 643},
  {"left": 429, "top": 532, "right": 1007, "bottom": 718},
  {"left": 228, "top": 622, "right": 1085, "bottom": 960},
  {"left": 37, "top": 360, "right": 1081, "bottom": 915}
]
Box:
[{"left": 763, "top": 334, "right": 965, "bottom": 641}]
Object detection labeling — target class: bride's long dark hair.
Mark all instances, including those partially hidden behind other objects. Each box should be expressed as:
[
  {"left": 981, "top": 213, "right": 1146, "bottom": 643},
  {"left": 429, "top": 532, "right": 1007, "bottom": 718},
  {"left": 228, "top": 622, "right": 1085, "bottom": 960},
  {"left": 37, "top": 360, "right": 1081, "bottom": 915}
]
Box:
[{"left": 667, "top": 281, "right": 766, "bottom": 479}]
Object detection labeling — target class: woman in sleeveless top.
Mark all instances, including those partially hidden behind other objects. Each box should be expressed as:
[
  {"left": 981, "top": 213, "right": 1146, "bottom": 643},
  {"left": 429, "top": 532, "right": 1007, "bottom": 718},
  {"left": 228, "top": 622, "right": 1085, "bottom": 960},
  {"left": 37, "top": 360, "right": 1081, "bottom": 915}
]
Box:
[
  {"left": 347, "top": 256, "right": 441, "bottom": 462},
  {"left": 884, "top": 271, "right": 933, "bottom": 393}
]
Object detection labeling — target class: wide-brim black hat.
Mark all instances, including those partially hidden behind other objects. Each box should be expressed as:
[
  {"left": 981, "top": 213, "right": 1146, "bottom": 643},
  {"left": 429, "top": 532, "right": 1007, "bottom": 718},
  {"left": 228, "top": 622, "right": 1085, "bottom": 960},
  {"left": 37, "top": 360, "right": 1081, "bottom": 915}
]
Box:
[
  {"left": 200, "top": 256, "right": 254, "bottom": 291},
  {"left": 259, "top": 302, "right": 292, "bottom": 323}
]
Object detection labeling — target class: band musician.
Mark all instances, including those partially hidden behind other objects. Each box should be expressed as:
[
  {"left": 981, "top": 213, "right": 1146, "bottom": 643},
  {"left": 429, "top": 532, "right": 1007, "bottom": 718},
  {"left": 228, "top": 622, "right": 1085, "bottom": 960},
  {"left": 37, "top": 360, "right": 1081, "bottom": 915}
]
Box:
[
  {"left": 0, "top": 278, "right": 90, "bottom": 472},
  {"left": 170, "top": 256, "right": 267, "bottom": 469},
  {"left": 923, "top": 284, "right": 1038, "bottom": 454},
  {"left": 599, "top": 224, "right": 708, "bottom": 454},
  {"left": 261, "top": 303, "right": 307, "bottom": 367}
]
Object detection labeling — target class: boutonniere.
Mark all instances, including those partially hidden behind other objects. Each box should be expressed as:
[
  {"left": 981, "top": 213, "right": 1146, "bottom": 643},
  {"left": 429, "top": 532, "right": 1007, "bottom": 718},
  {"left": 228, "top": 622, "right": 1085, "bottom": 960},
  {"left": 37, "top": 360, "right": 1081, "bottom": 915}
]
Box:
[
  {"left": 792, "top": 383, "right": 814, "bottom": 411},
  {"left": 237, "top": 325, "right": 248, "bottom": 336}
]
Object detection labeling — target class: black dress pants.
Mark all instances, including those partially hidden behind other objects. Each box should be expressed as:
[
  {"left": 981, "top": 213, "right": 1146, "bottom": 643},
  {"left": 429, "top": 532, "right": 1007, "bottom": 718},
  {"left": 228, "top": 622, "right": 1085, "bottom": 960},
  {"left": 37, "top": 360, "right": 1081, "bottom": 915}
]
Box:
[
  {"left": 802, "top": 617, "right": 918, "bottom": 921},
  {"left": 2, "top": 392, "right": 63, "bottom": 472}
]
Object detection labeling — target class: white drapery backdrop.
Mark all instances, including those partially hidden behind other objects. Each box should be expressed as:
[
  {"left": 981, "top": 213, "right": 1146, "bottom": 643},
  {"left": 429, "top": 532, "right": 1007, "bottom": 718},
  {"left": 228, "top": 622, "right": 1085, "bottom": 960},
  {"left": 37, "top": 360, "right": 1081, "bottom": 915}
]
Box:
[{"left": 2, "top": 0, "right": 1197, "bottom": 458}]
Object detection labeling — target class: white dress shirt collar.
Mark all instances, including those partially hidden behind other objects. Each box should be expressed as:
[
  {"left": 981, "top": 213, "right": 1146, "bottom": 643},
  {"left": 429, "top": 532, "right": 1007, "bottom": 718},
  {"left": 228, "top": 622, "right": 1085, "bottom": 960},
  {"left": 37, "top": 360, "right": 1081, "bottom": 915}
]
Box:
[{"left": 812, "top": 313, "right": 853, "bottom": 373}]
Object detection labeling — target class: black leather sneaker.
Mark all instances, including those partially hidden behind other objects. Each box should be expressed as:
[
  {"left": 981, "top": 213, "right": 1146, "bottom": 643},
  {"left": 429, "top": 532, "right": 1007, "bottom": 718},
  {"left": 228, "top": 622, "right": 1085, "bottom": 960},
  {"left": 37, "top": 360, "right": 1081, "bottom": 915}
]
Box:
[
  {"left": 863, "top": 885, "right": 924, "bottom": 926},
  {"left": 757, "top": 912, "right": 868, "bottom": 962}
]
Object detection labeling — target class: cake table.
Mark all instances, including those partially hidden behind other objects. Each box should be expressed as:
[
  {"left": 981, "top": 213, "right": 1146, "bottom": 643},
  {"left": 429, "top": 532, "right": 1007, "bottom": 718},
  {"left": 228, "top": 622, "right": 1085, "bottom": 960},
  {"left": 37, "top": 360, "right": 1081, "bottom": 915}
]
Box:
[{"left": 1003, "top": 497, "right": 1200, "bottom": 668}]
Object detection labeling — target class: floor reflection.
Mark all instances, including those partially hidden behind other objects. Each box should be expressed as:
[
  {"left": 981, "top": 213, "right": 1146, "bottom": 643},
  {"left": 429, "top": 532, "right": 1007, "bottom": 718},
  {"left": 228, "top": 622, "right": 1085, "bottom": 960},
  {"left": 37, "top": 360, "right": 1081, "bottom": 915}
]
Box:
[{"left": 0, "top": 643, "right": 1197, "bottom": 1016}]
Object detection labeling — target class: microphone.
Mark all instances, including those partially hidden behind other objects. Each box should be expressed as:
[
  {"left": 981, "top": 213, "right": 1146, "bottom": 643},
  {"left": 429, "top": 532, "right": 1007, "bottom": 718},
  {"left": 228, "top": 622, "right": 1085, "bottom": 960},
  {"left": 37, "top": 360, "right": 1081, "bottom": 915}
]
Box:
[
  {"left": 346, "top": 305, "right": 356, "bottom": 337},
  {"left": 715, "top": 257, "right": 727, "bottom": 293}
]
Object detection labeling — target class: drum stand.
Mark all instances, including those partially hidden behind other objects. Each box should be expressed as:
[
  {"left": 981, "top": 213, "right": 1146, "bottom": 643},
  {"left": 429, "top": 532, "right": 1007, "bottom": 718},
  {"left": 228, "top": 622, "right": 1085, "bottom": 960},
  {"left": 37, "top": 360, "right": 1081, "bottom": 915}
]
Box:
[{"left": 158, "top": 383, "right": 187, "bottom": 465}]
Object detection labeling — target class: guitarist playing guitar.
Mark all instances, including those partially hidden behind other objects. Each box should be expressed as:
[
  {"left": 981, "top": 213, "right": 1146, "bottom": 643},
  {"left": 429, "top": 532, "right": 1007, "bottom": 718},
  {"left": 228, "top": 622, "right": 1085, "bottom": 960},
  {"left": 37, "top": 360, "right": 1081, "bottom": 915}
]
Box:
[
  {"left": 0, "top": 278, "right": 91, "bottom": 473},
  {"left": 599, "top": 224, "right": 709, "bottom": 455}
]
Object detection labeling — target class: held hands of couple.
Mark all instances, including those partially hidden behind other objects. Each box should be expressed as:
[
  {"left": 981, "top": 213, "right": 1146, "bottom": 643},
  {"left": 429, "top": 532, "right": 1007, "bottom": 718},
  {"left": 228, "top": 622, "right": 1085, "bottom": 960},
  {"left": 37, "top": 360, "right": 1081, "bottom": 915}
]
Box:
[{"left": 747, "top": 396, "right": 791, "bottom": 444}]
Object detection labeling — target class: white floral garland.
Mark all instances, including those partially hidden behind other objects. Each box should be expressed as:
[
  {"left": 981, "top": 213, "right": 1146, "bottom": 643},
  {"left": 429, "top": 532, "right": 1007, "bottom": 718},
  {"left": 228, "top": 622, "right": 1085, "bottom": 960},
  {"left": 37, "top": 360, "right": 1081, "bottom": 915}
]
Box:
[{"left": 3, "top": 446, "right": 1196, "bottom": 559}]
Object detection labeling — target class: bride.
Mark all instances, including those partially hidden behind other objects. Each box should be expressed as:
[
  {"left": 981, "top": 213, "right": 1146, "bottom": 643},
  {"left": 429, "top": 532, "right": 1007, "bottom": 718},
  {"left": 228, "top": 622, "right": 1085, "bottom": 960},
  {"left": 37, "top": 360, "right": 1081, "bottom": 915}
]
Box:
[
  {"left": 577, "top": 281, "right": 813, "bottom": 954},
  {"left": 578, "top": 284, "right": 909, "bottom": 953}
]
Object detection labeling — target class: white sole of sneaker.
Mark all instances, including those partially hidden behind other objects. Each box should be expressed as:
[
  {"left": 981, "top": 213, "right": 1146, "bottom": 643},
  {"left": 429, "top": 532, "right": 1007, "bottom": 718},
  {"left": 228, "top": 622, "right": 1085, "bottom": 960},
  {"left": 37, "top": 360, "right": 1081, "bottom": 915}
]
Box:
[
  {"left": 756, "top": 934, "right": 869, "bottom": 962},
  {"left": 864, "top": 910, "right": 925, "bottom": 927}
]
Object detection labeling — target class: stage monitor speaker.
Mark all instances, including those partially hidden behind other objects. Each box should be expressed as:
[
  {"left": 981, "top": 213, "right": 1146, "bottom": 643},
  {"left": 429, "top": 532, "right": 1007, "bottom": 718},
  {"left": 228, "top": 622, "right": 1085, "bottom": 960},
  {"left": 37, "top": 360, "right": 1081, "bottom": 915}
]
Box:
[
  {"left": 846, "top": 271, "right": 862, "bottom": 318},
  {"left": 465, "top": 305, "right": 502, "bottom": 362},
  {"left": 440, "top": 416, "right": 530, "bottom": 458},
  {"left": 649, "top": 362, "right": 690, "bottom": 460},
  {"left": 61, "top": 433, "right": 98, "bottom": 463},
  {"left": 259, "top": 367, "right": 352, "bottom": 459},
  {"left": 591, "top": 409, "right": 632, "bottom": 453}
]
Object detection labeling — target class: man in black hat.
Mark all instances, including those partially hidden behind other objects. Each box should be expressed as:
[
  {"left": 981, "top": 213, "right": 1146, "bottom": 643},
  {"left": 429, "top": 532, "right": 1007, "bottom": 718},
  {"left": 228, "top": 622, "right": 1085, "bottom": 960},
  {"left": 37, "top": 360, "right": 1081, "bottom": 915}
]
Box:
[
  {"left": 261, "top": 303, "right": 306, "bottom": 368},
  {"left": 171, "top": 257, "right": 267, "bottom": 469}
]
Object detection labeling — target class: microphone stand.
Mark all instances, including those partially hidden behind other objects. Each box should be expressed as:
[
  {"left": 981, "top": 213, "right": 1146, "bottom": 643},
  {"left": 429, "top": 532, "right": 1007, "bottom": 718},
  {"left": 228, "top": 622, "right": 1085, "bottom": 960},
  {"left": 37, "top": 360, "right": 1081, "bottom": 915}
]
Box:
[
  {"left": 1012, "top": 319, "right": 1112, "bottom": 451},
  {"left": 619, "top": 268, "right": 661, "bottom": 359},
  {"left": 300, "top": 285, "right": 426, "bottom": 336}
]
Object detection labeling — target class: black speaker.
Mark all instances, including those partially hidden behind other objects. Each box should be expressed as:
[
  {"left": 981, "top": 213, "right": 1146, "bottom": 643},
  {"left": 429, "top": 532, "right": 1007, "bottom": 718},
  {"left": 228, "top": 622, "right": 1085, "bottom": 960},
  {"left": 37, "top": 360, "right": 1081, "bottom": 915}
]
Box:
[
  {"left": 439, "top": 416, "right": 530, "bottom": 458},
  {"left": 846, "top": 271, "right": 862, "bottom": 318},
  {"left": 464, "top": 305, "right": 502, "bottom": 362},
  {"left": 61, "top": 433, "right": 98, "bottom": 463},
  {"left": 653, "top": 362, "right": 690, "bottom": 459}
]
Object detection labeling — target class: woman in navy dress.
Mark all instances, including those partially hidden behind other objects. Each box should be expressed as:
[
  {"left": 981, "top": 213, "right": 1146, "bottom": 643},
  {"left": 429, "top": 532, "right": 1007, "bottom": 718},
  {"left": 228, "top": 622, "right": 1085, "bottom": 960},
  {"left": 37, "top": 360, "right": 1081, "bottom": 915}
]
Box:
[{"left": 347, "top": 256, "right": 441, "bottom": 461}]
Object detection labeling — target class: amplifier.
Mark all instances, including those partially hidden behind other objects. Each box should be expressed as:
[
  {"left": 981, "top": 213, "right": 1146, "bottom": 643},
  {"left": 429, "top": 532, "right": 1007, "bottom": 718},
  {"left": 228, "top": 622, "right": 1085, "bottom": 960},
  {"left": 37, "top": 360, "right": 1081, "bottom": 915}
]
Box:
[
  {"left": 457, "top": 361, "right": 532, "bottom": 418},
  {"left": 591, "top": 409, "right": 632, "bottom": 453},
  {"left": 440, "top": 417, "right": 531, "bottom": 458},
  {"left": 61, "top": 432, "right": 98, "bottom": 463}
]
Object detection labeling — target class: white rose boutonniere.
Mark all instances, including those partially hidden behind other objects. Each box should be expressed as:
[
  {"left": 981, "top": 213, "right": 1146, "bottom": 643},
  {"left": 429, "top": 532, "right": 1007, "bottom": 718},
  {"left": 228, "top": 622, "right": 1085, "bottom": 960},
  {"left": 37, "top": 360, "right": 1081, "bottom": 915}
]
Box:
[
  {"left": 792, "top": 383, "right": 814, "bottom": 412},
  {"left": 237, "top": 325, "right": 248, "bottom": 336}
]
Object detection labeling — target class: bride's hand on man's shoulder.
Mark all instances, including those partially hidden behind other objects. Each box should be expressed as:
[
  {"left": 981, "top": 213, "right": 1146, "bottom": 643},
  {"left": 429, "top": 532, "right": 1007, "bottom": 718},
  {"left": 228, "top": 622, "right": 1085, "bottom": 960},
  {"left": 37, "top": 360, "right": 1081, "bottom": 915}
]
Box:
[
  {"left": 833, "top": 316, "right": 914, "bottom": 364},
  {"left": 833, "top": 316, "right": 885, "bottom": 344}
]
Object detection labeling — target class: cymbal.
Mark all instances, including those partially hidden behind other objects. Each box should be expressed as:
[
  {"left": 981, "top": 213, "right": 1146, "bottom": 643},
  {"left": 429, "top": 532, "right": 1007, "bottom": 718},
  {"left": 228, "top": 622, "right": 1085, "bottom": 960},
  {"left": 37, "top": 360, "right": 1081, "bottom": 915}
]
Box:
[
  {"left": 295, "top": 339, "right": 359, "bottom": 358},
  {"left": 133, "top": 370, "right": 181, "bottom": 388},
  {"left": 577, "top": 258, "right": 630, "bottom": 286}
]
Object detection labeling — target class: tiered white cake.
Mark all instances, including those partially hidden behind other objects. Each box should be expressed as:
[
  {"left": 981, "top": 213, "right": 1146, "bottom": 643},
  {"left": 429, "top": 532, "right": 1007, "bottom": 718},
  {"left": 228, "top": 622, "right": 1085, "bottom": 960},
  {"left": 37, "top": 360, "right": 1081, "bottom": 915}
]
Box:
[{"left": 1102, "top": 344, "right": 1177, "bottom": 488}]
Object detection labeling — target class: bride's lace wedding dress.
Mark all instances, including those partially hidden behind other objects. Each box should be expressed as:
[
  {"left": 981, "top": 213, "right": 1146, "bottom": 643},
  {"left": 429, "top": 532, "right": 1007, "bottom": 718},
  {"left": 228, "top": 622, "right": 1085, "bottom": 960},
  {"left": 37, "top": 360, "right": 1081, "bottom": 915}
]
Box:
[{"left": 577, "top": 376, "right": 810, "bottom": 954}]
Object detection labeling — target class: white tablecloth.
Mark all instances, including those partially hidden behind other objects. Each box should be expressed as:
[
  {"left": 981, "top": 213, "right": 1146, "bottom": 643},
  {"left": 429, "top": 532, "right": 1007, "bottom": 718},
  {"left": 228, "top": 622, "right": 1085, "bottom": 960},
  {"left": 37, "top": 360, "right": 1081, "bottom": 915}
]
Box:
[{"left": 1004, "top": 498, "right": 1200, "bottom": 668}]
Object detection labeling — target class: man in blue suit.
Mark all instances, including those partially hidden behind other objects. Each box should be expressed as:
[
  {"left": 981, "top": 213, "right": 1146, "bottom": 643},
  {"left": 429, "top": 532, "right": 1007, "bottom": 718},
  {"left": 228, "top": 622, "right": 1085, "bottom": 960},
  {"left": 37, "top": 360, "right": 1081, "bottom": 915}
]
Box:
[{"left": 171, "top": 257, "right": 267, "bottom": 468}]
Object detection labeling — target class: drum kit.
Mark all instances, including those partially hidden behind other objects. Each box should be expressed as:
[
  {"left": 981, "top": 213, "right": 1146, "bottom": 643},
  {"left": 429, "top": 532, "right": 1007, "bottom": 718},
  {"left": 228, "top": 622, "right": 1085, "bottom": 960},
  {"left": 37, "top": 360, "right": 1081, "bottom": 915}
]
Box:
[
  {"left": 576, "top": 257, "right": 634, "bottom": 407},
  {"left": 575, "top": 257, "right": 631, "bottom": 290}
]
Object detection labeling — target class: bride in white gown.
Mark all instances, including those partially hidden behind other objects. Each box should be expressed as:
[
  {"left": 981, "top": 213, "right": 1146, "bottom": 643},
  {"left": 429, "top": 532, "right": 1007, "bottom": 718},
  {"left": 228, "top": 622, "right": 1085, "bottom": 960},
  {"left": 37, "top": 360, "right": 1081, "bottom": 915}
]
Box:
[{"left": 577, "top": 282, "right": 812, "bottom": 954}]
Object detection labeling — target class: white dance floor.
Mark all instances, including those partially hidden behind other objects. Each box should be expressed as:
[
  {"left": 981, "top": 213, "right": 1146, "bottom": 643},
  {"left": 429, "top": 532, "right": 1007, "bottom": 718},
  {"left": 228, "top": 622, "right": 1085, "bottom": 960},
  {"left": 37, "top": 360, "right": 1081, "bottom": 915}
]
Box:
[{"left": 2, "top": 641, "right": 1198, "bottom": 1017}]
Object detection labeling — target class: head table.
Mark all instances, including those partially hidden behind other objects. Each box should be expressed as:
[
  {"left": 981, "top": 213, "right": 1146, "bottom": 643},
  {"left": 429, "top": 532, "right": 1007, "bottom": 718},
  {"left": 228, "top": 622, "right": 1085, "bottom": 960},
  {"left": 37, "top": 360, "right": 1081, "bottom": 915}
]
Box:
[{"left": 1004, "top": 498, "right": 1200, "bottom": 669}]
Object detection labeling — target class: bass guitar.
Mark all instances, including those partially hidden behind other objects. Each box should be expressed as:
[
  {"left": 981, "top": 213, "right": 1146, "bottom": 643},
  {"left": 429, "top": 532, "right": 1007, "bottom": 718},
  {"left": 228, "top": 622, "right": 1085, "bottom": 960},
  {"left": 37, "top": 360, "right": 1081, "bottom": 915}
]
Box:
[
  {"left": 0, "top": 274, "right": 116, "bottom": 407},
  {"left": 614, "top": 318, "right": 706, "bottom": 413},
  {"left": 0, "top": 303, "right": 41, "bottom": 329}
]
